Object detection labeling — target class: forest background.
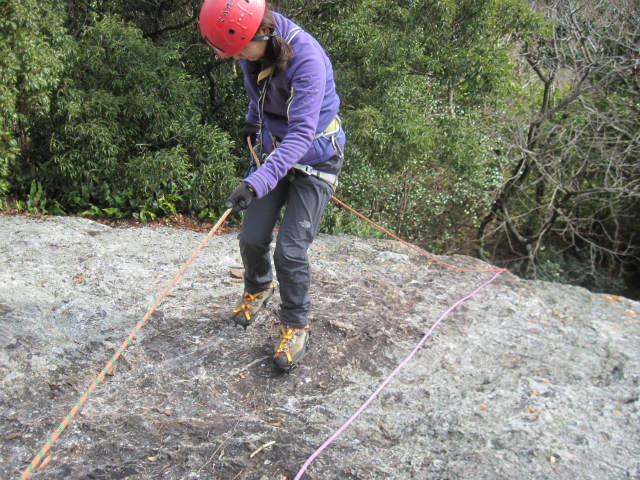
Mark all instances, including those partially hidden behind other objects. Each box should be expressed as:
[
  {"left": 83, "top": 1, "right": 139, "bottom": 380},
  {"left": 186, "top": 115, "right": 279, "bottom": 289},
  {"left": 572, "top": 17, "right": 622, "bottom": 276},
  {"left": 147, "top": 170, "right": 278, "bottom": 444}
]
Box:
[{"left": 1, "top": 0, "right": 638, "bottom": 298}]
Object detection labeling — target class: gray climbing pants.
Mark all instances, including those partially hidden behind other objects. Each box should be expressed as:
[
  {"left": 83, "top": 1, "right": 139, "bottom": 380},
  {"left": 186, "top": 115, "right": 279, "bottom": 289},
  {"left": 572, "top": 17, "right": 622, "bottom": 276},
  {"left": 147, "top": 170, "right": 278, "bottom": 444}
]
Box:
[{"left": 238, "top": 155, "right": 343, "bottom": 328}]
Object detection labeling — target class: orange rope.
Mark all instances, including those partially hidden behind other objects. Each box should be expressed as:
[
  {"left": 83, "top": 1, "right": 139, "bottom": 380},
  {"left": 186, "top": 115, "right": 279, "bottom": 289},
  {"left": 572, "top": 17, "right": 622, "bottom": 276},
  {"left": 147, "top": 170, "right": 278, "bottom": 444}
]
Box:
[
  {"left": 20, "top": 208, "right": 232, "bottom": 480},
  {"left": 246, "top": 139, "right": 505, "bottom": 274},
  {"left": 330, "top": 196, "right": 505, "bottom": 273},
  {"left": 248, "top": 136, "right": 261, "bottom": 167},
  {"left": 22, "top": 143, "right": 505, "bottom": 477}
]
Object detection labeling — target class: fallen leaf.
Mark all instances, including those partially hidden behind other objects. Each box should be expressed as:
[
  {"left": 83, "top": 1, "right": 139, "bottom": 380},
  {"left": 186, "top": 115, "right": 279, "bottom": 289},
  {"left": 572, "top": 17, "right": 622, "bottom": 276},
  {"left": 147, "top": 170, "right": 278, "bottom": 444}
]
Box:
[
  {"left": 230, "top": 268, "right": 244, "bottom": 279},
  {"left": 250, "top": 440, "right": 275, "bottom": 458}
]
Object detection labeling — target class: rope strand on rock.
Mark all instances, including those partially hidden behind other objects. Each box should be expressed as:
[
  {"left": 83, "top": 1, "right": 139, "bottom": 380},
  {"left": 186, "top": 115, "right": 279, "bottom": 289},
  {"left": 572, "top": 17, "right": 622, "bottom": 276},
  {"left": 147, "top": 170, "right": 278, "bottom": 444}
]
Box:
[
  {"left": 20, "top": 155, "right": 508, "bottom": 478},
  {"left": 19, "top": 209, "right": 232, "bottom": 480},
  {"left": 293, "top": 270, "right": 506, "bottom": 479}
]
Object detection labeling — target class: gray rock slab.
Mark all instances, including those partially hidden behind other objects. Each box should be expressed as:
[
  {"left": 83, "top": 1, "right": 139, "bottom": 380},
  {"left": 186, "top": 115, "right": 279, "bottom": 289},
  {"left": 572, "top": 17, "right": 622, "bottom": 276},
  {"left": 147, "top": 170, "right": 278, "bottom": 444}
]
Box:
[{"left": 0, "top": 215, "right": 638, "bottom": 479}]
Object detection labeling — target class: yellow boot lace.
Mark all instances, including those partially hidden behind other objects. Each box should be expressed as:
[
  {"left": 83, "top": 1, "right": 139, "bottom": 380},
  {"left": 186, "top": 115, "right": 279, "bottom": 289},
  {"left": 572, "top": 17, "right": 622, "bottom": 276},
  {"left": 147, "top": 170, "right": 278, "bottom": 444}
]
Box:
[
  {"left": 232, "top": 284, "right": 274, "bottom": 323},
  {"left": 274, "top": 324, "right": 308, "bottom": 363},
  {"left": 233, "top": 291, "right": 261, "bottom": 323}
]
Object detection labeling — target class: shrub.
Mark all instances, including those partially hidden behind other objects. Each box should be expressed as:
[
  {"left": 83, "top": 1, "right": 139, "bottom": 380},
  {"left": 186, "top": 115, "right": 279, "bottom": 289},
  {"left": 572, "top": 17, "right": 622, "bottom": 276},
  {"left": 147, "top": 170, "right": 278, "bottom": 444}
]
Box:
[{"left": 42, "top": 15, "right": 238, "bottom": 220}]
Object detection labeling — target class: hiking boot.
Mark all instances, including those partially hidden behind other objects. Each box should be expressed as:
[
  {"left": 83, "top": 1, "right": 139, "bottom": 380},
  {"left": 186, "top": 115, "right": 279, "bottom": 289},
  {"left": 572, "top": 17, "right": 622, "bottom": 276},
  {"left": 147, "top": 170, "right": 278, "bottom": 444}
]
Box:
[
  {"left": 273, "top": 324, "right": 310, "bottom": 372},
  {"left": 231, "top": 283, "right": 274, "bottom": 328}
]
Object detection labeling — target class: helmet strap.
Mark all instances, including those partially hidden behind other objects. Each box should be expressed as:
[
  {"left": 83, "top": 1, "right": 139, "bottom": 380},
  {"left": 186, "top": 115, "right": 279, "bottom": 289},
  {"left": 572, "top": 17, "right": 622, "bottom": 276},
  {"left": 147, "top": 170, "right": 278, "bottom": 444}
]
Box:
[{"left": 251, "top": 32, "right": 274, "bottom": 42}]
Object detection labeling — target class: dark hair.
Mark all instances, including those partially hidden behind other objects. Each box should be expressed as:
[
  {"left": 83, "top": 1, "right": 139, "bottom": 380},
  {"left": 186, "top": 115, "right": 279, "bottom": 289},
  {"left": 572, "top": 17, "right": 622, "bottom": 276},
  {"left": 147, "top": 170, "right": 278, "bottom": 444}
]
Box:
[{"left": 261, "top": 6, "right": 294, "bottom": 75}]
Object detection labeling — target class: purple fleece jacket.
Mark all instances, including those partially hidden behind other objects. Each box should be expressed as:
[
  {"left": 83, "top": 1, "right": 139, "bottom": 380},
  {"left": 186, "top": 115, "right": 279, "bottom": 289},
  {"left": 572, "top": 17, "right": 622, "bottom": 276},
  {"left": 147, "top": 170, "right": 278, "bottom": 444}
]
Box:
[{"left": 239, "top": 12, "right": 345, "bottom": 198}]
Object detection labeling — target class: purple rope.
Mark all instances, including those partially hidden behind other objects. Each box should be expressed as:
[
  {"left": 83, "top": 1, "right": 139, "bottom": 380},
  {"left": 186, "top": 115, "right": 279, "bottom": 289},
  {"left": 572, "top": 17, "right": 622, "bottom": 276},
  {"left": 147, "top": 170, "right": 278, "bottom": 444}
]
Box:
[{"left": 294, "top": 270, "right": 506, "bottom": 479}]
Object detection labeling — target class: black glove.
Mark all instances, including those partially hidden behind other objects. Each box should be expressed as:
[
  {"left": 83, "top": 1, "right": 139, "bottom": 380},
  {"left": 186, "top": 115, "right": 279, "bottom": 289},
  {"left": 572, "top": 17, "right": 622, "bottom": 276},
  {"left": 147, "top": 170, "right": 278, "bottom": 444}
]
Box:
[
  {"left": 241, "top": 123, "right": 259, "bottom": 146},
  {"left": 225, "top": 182, "right": 255, "bottom": 213}
]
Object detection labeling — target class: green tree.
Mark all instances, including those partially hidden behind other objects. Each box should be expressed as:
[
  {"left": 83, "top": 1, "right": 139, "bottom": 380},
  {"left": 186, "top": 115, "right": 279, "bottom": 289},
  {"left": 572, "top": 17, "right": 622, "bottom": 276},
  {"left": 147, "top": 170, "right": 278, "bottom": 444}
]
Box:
[
  {"left": 0, "top": 0, "right": 69, "bottom": 206},
  {"left": 311, "top": 0, "right": 544, "bottom": 251},
  {"left": 63, "top": 0, "right": 249, "bottom": 157},
  {"left": 47, "top": 15, "right": 236, "bottom": 220}
]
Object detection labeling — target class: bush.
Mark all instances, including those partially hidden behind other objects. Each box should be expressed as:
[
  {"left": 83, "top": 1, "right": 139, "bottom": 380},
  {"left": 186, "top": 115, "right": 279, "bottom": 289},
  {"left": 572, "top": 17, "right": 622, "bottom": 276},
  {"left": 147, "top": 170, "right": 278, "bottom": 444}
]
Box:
[
  {"left": 0, "top": 0, "right": 68, "bottom": 207},
  {"left": 36, "top": 15, "right": 237, "bottom": 220},
  {"left": 324, "top": 76, "right": 501, "bottom": 254}
]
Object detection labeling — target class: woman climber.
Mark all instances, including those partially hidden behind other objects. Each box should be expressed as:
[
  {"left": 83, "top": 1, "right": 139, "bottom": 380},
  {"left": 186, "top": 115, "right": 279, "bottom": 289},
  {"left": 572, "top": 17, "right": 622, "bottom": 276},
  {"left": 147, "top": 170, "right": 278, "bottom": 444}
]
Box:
[{"left": 199, "top": 0, "right": 345, "bottom": 371}]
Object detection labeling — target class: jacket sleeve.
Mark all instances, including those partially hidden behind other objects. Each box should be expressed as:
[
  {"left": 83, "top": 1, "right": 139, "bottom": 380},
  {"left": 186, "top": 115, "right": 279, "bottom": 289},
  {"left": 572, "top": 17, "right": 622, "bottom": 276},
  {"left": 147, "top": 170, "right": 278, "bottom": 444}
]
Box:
[{"left": 245, "top": 53, "right": 326, "bottom": 198}]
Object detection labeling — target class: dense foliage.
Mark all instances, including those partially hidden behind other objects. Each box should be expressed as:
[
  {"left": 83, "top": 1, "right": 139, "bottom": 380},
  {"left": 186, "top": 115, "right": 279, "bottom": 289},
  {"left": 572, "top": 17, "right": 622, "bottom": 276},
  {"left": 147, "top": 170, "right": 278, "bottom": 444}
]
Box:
[
  {"left": 1, "top": 0, "right": 638, "bottom": 296},
  {"left": 0, "top": 0, "right": 68, "bottom": 206},
  {"left": 49, "top": 16, "right": 235, "bottom": 221},
  {"left": 311, "top": 0, "right": 544, "bottom": 252}
]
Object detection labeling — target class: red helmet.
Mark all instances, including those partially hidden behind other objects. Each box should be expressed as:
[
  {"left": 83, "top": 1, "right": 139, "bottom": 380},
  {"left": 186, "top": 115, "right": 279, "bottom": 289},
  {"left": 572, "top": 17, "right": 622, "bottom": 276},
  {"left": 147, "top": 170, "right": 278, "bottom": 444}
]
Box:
[{"left": 199, "top": 0, "right": 266, "bottom": 58}]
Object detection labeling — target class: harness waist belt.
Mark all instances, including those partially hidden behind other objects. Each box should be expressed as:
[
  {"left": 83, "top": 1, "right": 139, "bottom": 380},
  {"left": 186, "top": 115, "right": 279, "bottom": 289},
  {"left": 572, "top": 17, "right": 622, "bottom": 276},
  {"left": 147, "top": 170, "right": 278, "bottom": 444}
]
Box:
[{"left": 292, "top": 163, "right": 339, "bottom": 189}]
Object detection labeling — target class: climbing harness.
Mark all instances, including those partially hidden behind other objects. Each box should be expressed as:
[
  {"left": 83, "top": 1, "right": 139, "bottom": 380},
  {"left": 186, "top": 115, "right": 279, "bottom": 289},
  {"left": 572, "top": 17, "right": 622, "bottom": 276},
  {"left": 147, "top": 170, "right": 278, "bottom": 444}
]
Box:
[
  {"left": 247, "top": 137, "right": 341, "bottom": 189},
  {"left": 289, "top": 116, "right": 343, "bottom": 189},
  {"left": 291, "top": 163, "right": 340, "bottom": 189},
  {"left": 313, "top": 115, "right": 344, "bottom": 159}
]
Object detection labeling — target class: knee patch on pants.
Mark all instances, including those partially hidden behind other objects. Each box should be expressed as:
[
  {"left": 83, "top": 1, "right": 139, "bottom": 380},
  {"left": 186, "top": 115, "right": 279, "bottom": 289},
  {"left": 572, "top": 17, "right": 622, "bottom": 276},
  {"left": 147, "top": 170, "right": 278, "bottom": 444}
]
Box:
[{"left": 274, "top": 243, "right": 307, "bottom": 269}]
